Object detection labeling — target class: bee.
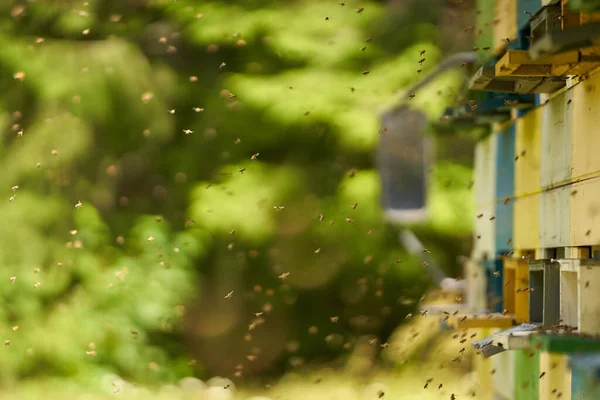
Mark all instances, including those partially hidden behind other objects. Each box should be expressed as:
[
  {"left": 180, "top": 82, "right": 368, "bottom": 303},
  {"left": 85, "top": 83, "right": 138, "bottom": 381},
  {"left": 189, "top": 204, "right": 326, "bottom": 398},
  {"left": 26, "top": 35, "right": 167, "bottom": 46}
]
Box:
[
  {"left": 418, "top": 58, "right": 426, "bottom": 65},
  {"left": 330, "top": 316, "right": 339, "bottom": 323},
  {"left": 489, "top": 216, "right": 496, "bottom": 221},
  {"left": 224, "top": 291, "right": 234, "bottom": 299},
  {"left": 279, "top": 272, "right": 290, "bottom": 280},
  {"left": 409, "top": 94, "right": 416, "bottom": 100},
  {"left": 251, "top": 153, "right": 260, "bottom": 160},
  {"left": 319, "top": 214, "right": 325, "bottom": 221},
  {"left": 477, "top": 214, "right": 483, "bottom": 219},
  {"left": 239, "top": 168, "right": 246, "bottom": 174},
  {"left": 361, "top": 46, "right": 367, "bottom": 52},
  {"left": 352, "top": 203, "right": 358, "bottom": 210},
  {"left": 419, "top": 50, "right": 426, "bottom": 56},
  {"left": 422, "top": 248, "right": 430, "bottom": 253},
  {"left": 357, "top": 7, "right": 364, "bottom": 13},
  {"left": 362, "top": 71, "right": 370, "bottom": 75},
  {"left": 273, "top": 206, "right": 284, "bottom": 211}
]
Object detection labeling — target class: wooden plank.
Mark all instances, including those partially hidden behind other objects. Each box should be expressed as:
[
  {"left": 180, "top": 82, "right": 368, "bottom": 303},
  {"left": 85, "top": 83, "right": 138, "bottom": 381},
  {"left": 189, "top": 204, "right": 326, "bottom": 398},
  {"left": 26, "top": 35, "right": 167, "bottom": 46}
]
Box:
[
  {"left": 495, "top": 50, "right": 579, "bottom": 76},
  {"left": 540, "top": 90, "right": 572, "bottom": 248},
  {"left": 494, "top": 330, "right": 536, "bottom": 350},
  {"left": 570, "top": 177, "right": 600, "bottom": 246},
  {"left": 493, "top": 350, "right": 516, "bottom": 398},
  {"left": 541, "top": 90, "right": 572, "bottom": 186},
  {"left": 495, "top": 125, "right": 516, "bottom": 253},
  {"left": 473, "top": 327, "right": 495, "bottom": 398},
  {"left": 514, "top": 193, "right": 542, "bottom": 250},
  {"left": 559, "top": 259, "right": 600, "bottom": 334},
  {"left": 514, "top": 108, "right": 542, "bottom": 251},
  {"left": 572, "top": 69, "right": 600, "bottom": 177},
  {"left": 473, "top": 136, "right": 497, "bottom": 261},
  {"left": 487, "top": 259, "right": 505, "bottom": 312},
  {"left": 504, "top": 257, "right": 531, "bottom": 323},
  {"left": 530, "top": 334, "right": 600, "bottom": 353},
  {"left": 515, "top": 349, "right": 540, "bottom": 399},
  {"left": 447, "top": 314, "right": 515, "bottom": 329},
  {"left": 466, "top": 258, "right": 488, "bottom": 313},
  {"left": 476, "top": 0, "right": 496, "bottom": 64},
  {"left": 529, "top": 21, "right": 600, "bottom": 60},
  {"left": 539, "top": 352, "right": 571, "bottom": 400},
  {"left": 570, "top": 354, "right": 600, "bottom": 399},
  {"left": 578, "top": 261, "right": 600, "bottom": 334},
  {"left": 494, "top": 0, "right": 519, "bottom": 54}
]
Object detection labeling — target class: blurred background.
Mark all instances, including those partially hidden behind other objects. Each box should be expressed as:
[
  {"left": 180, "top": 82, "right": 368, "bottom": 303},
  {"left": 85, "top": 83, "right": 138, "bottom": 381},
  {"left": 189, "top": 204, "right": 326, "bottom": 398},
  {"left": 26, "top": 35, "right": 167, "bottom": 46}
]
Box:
[{"left": 0, "top": 0, "right": 483, "bottom": 399}]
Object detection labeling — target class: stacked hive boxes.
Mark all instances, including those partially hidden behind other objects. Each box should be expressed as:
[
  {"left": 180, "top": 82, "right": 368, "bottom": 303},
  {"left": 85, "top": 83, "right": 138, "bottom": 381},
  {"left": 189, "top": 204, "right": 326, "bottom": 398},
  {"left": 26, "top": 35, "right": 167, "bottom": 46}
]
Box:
[{"left": 456, "top": 1, "right": 600, "bottom": 399}]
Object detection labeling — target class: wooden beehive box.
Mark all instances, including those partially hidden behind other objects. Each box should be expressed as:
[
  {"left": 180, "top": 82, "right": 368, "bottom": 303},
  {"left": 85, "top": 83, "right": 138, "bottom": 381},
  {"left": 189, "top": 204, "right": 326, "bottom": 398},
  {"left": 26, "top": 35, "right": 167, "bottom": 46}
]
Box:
[
  {"left": 569, "top": 0, "right": 600, "bottom": 12},
  {"left": 469, "top": 65, "right": 566, "bottom": 93},
  {"left": 527, "top": 335, "right": 600, "bottom": 400},
  {"left": 473, "top": 135, "right": 498, "bottom": 262},
  {"left": 530, "top": 4, "right": 563, "bottom": 44},
  {"left": 493, "top": 0, "right": 518, "bottom": 55},
  {"left": 513, "top": 107, "right": 542, "bottom": 252},
  {"left": 503, "top": 257, "right": 530, "bottom": 323},
  {"left": 495, "top": 124, "right": 516, "bottom": 254},
  {"left": 495, "top": 49, "right": 580, "bottom": 76},
  {"left": 486, "top": 258, "right": 505, "bottom": 312},
  {"left": 540, "top": 90, "right": 572, "bottom": 249},
  {"left": 570, "top": 354, "right": 600, "bottom": 399},
  {"left": 570, "top": 71, "right": 600, "bottom": 247},
  {"left": 558, "top": 259, "right": 600, "bottom": 335},
  {"left": 528, "top": 260, "right": 560, "bottom": 327}
]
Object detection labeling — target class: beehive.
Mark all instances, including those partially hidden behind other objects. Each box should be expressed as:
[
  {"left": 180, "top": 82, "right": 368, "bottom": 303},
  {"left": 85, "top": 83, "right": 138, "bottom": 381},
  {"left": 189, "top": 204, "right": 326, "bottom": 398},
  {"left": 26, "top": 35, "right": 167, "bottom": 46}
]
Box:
[
  {"left": 540, "top": 90, "right": 572, "bottom": 248},
  {"left": 513, "top": 107, "right": 542, "bottom": 252},
  {"left": 495, "top": 124, "right": 516, "bottom": 253},
  {"left": 503, "top": 257, "right": 530, "bottom": 323},
  {"left": 570, "top": 71, "right": 600, "bottom": 246}
]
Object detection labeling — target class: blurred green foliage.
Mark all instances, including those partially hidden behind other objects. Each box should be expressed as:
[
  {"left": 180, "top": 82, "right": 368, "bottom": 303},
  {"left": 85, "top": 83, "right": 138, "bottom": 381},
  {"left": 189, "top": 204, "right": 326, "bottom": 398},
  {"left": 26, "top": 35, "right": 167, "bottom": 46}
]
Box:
[{"left": 0, "top": 0, "right": 475, "bottom": 391}]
